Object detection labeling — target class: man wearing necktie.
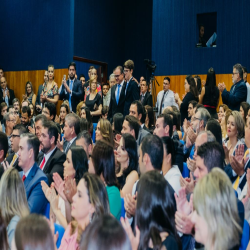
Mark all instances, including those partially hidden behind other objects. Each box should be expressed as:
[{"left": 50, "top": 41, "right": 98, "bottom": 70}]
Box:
[
  {"left": 59, "top": 62, "right": 82, "bottom": 113},
  {"left": 0, "top": 77, "right": 15, "bottom": 107},
  {"left": 140, "top": 79, "right": 152, "bottom": 107}
]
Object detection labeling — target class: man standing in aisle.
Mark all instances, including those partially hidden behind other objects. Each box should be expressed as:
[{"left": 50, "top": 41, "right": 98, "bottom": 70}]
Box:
[
  {"left": 59, "top": 62, "right": 82, "bottom": 113},
  {"left": 156, "top": 77, "right": 178, "bottom": 116}
]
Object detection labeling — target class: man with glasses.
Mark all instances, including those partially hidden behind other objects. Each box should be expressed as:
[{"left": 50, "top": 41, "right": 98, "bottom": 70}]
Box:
[
  {"left": 6, "top": 124, "right": 27, "bottom": 171},
  {"left": 108, "top": 66, "right": 126, "bottom": 121},
  {"left": 123, "top": 60, "right": 140, "bottom": 116},
  {"left": 2, "top": 112, "right": 16, "bottom": 151},
  {"left": 156, "top": 77, "right": 178, "bottom": 116},
  {"left": 218, "top": 63, "right": 247, "bottom": 111}
]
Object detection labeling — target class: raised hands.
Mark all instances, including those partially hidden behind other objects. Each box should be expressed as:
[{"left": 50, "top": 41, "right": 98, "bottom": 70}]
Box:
[
  {"left": 187, "top": 158, "right": 196, "bottom": 172},
  {"left": 53, "top": 173, "right": 67, "bottom": 201},
  {"left": 174, "top": 188, "right": 193, "bottom": 215},
  {"left": 187, "top": 127, "right": 197, "bottom": 145},
  {"left": 230, "top": 144, "right": 247, "bottom": 176},
  {"left": 64, "top": 176, "right": 77, "bottom": 204},
  {"left": 124, "top": 193, "right": 137, "bottom": 218},
  {"left": 121, "top": 217, "right": 140, "bottom": 250},
  {"left": 180, "top": 172, "right": 195, "bottom": 195}
]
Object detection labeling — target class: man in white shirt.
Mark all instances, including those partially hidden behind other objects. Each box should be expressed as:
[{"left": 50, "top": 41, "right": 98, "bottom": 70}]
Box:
[
  {"left": 38, "top": 121, "right": 66, "bottom": 185},
  {"left": 156, "top": 77, "right": 178, "bottom": 116}
]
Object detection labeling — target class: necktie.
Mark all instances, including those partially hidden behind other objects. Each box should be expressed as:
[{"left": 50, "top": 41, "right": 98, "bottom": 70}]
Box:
[
  {"left": 69, "top": 80, "right": 73, "bottom": 111},
  {"left": 233, "top": 149, "right": 249, "bottom": 190},
  {"left": 159, "top": 91, "right": 166, "bottom": 114},
  {"left": 65, "top": 142, "right": 71, "bottom": 154},
  {"left": 116, "top": 84, "right": 121, "bottom": 104},
  {"left": 141, "top": 94, "right": 144, "bottom": 103},
  {"left": 22, "top": 175, "right": 26, "bottom": 182},
  {"left": 39, "top": 157, "right": 46, "bottom": 170},
  {"left": 10, "top": 154, "right": 18, "bottom": 166},
  {"left": 3, "top": 89, "right": 9, "bottom": 106}
]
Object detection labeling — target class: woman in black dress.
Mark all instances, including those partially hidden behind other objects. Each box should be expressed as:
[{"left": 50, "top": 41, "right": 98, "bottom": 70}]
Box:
[
  {"left": 175, "top": 75, "right": 199, "bottom": 125},
  {"left": 85, "top": 78, "right": 102, "bottom": 124},
  {"left": 199, "top": 68, "right": 220, "bottom": 119}
]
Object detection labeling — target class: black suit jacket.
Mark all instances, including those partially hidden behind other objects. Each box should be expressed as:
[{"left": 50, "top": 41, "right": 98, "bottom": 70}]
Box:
[
  {"left": 124, "top": 79, "right": 140, "bottom": 116},
  {"left": 59, "top": 79, "right": 82, "bottom": 112},
  {"left": 0, "top": 88, "right": 15, "bottom": 105},
  {"left": 141, "top": 92, "right": 153, "bottom": 107},
  {"left": 6, "top": 153, "right": 22, "bottom": 172},
  {"left": 108, "top": 83, "right": 126, "bottom": 121},
  {"left": 37, "top": 148, "right": 66, "bottom": 185},
  {"left": 36, "top": 84, "right": 43, "bottom": 106}
]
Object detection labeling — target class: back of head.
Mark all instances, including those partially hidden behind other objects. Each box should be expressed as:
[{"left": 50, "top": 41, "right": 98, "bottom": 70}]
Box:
[
  {"left": 186, "top": 75, "right": 198, "bottom": 98},
  {"left": 136, "top": 170, "right": 178, "bottom": 250},
  {"left": 161, "top": 136, "right": 176, "bottom": 165},
  {"left": 0, "top": 168, "right": 29, "bottom": 225},
  {"left": 197, "top": 141, "right": 225, "bottom": 171},
  {"left": 91, "top": 140, "right": 117, "bottom": 187},
  {"left": 99, "top": 118, "right": 113, "bottom": 145},
  {"left": 65, "top": 113, "right": 80, "bottom": 135},
  {"left": 193, "top": 168, "right": 241, "bottom": 250},
  {"left": 21, "top": 106, "right": 31, "bottom": 117},
  {"left": 13, "top": 124, "right": 28, "bottom": 135},
  {"left": 15, "top": 214, "right": 54, "bottom": 250},
  {"left": 70, "top": 146, "right": 88, "bottom": 184},
  {"left": 35, "top": 114, "right": 47, "bottom": 125},
  {"left": 205, "top": 67, "right": 216, "bottom": 88},
  {"left": 0, "top": 132, "right": 8, "bottom": 160},
  {"left": 206, "top": 118, "right": 222, "bottom": 145},
  {"left": 77, "top": 130, "right": 92, "bottom": 147},
  {"left": 80, "top": 215, "right": 131, "bottom": 250},
  {"left": 113, "top": 113, "right": 124, "bottom": 134},
  {"left": 124, "top": 115, "right": 140, "bottom": 140},
  {"left": 141, "top": 134, "right": 163, "bottom": 171},
  {"left": 80, "top": 118, "right": 89, "bottom": 132}
]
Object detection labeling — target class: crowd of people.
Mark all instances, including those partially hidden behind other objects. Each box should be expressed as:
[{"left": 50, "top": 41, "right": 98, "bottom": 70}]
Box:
[{"left": 0, "top": 61, "right": 250, "bottom": 250}]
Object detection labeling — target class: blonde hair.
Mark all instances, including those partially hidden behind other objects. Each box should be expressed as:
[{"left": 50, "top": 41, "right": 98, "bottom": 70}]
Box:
[
  {"left": 99, "top": 118, "right": 113, "bottom": 145},
  {"left": 89, "top": 76, "right": 97, "bottom": 90},
  {"left": 76, "top": 101, "right": 85, "bottom": 116},
  {"left": 227, "top": 111, "right": 245, "bottom": 139},
  {"left": 0, "top": 168, "right": 29, "bottom": 225},
  {"left": 193, "top": 168, "right": 241, "bottom": 250}
]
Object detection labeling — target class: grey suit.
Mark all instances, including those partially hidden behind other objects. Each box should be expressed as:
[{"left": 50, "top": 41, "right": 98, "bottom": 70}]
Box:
[
  {"left": 137, "top": 127, "right": 150, "bottom": 146},
  {"left": 63, "top": 138, "right": 77, "bottom": 154}
]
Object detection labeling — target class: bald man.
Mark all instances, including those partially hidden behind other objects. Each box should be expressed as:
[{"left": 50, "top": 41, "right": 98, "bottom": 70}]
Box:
[{"left": 0, "top": 77, "right": 15, "bottom": 106}]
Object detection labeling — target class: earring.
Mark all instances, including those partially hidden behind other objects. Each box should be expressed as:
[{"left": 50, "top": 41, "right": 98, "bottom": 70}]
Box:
[{"left": 89, "top": 213, "right": 92, "bottom": 223}]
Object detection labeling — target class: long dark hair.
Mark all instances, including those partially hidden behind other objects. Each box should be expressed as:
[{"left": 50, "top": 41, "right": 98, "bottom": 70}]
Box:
[
  {"left": 70, "top": 146, "right": 88, "bottom": 184},
  {"left": 113, "top": 113, "right": 124, "bottom": 134},
  {"left": 81, "top": 107, "right": 93, "bottom": 135},
  {"left": 0, "top": 209, "right": 8, "bottom": 250},
  {"left": 194, "top": 75, "right": 202, "bottom": 94},
  {"left": 121, "top": 133, "right": 138, "bottom": 179},
  {"left": 186, "top": 75, "right": 198, "bottom": 100},
  {"left": 240, "top": 101, "right": 250, "bottom": 123},
  {"left": 136, "top": 171, "right": 181, "bottom": 250},
  {"left": 145, "top": 105, "right": 155, "bottom": 129},
  {"left": 161, "top": 136, "right": 176, "bottom": 165},
  {"left": 91, "top": 140, "right": 118, "bottom": 187}
]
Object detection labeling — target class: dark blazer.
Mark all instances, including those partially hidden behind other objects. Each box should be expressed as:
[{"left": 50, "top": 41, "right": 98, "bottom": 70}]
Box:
[
  {"left": 137, "top": 127, "right": 150, "bottom": 146},
  {"left": 0, "top": 88, "right": 15, "bottom": 105},
  {"left": 37, "top": 148, "right": 66, "bottom": 185},
  {"left": 36, "top": 84, "right": 43, "bottom": 106},
  {"left": 108, "top": 83, "right": 126, "bottom": 121},
  {"left": 6, "top": 153, "right": 22, "bottom": 172},
  {"left": 141, "top": 92, "right": 153, "bottom": 107},
  {"left": 124, "top": 79, "right": 140, "bottom": 116},
  {"left": 63, "top": 138, "right": 77, "bottom": 154},
  {"left": 59, "top": 79, "right": 82, "bottom": 112},
  {"left": 20, "top": 163, "right": 48, "bottom": 214},
  {"left": 222, "top": 79, "right": 247, "bottom": 111}
]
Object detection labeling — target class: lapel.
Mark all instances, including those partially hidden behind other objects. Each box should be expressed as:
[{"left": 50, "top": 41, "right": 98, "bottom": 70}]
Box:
[
  {"left": 43, "top": 148, "right": 57, "bottom": 173},
  {"left": 37, "top": 151, "right": 44, "bottom": 166},
  {"left": 23, "top": 163, "right": 38, "bottom": 190}
]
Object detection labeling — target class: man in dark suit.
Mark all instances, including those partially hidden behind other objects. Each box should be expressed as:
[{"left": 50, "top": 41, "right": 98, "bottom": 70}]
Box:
[
  {"left": 140, "top": 79, "right": 153, "bottom": 107},
  {"left": 108, "top": 66, "right": 126, "bottom": 121},
  {"left": 0, "top": 77, "right": 15, "bottom": 106},
  {"left": 37, "top": 121, "right": 66, "bottom": 185},
  {"left": 219, "top": 63, "right": 247, "bottom": 111},
  {"left": 59, "top": 62, "right": 82, "bottom": 113},
  {"left": 6, "top": 124, "right": 27, "bottom": 172},
  {"left": 60, "top": 113, "right": 80, "bottom": 154},
  {"left": 123, "top": 60, "right": 140, "bottom": 116},
  {"left": 36, "top": 70, "right": 48, "bottom": 114},
  {"left": 129, "top": 100, "right": 151, "bottom": 142},
  {"left": 18, "top": 133, "right": 48, "bottom": 214}
]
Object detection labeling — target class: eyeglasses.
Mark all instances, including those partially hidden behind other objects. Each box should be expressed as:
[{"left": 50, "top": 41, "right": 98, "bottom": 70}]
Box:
[
  {"left": 114, "top": 74, "right": 121, "bottom": 78},
  {"left": 8, "top": 119, "right": 15, "bottom": 123},
  {"left": 123, "top": 69, "right": 130, "bottom": 73},
  {"left": 192, "top": 117, "right": 202, "bottom": 122},
  {"left": 11, "top": 134, "right": 20, "bottom": 138},
  {"left": 232, "top": 72, "right": 238, "bottom": 75}
]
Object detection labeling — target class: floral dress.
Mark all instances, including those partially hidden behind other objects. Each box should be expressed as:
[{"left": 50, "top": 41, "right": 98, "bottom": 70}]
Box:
[{"left": 41, "top": 82, "right": 59, "bottom": 98}]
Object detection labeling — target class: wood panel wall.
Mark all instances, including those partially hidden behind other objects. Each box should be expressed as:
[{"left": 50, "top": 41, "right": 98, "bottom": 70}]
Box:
[
  {"left": 154, "top": 74, "right": 250, "bottom": 110},
  {"left": 3, "top": 70, "right": 250, "bottom": 115},
  {"left": 4, "top": 69, "right": 68, "bottom": 114}
]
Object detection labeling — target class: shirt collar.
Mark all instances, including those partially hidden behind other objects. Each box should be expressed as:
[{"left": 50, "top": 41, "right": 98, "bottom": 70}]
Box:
[{"left": 43, "top": 146, "right": 57, "bottom": 162}]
